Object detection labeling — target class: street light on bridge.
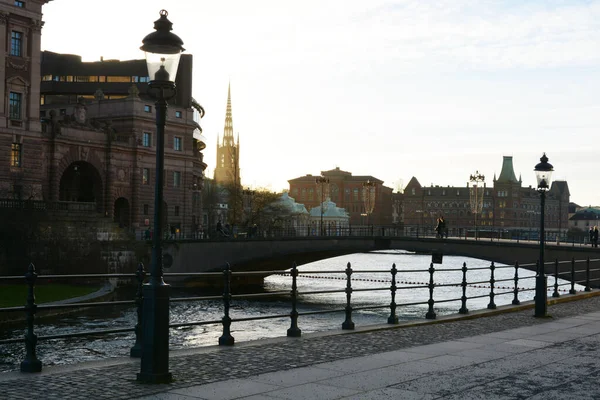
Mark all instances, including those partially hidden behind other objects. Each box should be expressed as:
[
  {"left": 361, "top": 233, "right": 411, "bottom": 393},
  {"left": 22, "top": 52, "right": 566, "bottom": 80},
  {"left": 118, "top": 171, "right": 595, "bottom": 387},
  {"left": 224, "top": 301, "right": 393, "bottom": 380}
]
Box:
[
  {"left": 534, "top": 153, "right": 553, "bottom": 318},
  {"left": 469, "top": 171, "right": 485, "bottom": 240},
  {"left": 137, "top": 9, "right": 184, "bottom": 384},
  {"left": 315, "top": 176, "right": 329, "bottom": 236}
]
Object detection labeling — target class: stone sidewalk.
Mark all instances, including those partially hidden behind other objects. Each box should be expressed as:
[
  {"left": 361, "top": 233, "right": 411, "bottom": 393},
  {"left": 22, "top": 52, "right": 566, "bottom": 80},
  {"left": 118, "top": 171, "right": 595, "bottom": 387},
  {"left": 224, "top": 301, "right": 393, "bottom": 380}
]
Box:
[{"left": 2, "top": 293, "right": 600, "bottom": 399}]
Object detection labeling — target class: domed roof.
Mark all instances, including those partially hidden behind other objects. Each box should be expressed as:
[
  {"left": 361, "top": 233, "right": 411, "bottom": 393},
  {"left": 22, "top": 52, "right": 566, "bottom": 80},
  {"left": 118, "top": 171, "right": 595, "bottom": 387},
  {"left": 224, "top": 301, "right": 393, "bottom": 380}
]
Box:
[
  {"left": 275, "top": 192, "right": 308, "bottom": 214},
  {"left": 309, "top": 199, "right": 350, "bottom": 219}
]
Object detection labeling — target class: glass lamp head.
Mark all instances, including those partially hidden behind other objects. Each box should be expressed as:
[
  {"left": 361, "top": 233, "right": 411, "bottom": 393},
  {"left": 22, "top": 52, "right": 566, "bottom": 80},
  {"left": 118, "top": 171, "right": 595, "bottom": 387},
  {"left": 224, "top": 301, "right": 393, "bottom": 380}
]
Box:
[
  {"left": 534, "top": 153, "right": 554, "bottom": 190},
  {"left": 140, "top": 10, "right": 185, "bottom": 83}
]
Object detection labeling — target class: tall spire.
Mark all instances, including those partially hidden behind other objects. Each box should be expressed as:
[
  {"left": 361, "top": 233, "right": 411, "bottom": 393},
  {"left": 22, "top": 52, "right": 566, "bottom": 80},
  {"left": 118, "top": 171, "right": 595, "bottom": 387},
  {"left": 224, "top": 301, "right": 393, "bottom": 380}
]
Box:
[
  {"left": 223, "top": 82, "right": 234, "bottom": 145},
  {"left": 214, "top": 82, "right": 241, "bottom": 187}
]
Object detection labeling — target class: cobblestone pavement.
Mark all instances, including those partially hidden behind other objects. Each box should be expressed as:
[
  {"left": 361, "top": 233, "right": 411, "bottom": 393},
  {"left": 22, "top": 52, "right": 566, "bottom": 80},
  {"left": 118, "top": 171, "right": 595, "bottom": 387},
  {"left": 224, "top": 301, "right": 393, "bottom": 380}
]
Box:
[{"left": 2, "top": 294, "right": 600, "bottom": 399}]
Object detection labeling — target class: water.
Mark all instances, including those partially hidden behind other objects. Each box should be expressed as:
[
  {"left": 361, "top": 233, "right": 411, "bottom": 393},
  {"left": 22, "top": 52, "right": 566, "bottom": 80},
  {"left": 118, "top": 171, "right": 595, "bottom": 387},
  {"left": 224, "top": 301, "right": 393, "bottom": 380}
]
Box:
[{"left": 0, "top": 250, "right": 580, "bottom": 372}]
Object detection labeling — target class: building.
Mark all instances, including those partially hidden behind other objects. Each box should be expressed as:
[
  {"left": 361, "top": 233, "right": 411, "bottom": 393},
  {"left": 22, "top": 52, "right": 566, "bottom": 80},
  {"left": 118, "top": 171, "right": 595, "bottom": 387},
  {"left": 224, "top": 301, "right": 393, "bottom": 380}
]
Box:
[
  {"left": 214, "top": 83, "right": 240, "bottom": 187},
  {"left": 402, "top": 156, "right": 570, "bottom": 237},
  {"left": 288, "top": 167, "right": 394, "bottom": 225},
  {"left": 0, "top": 1, "right": 207, "bottom": 238},
  {"left": 0, "top": 0, "right": 49, "bottom": 201}
]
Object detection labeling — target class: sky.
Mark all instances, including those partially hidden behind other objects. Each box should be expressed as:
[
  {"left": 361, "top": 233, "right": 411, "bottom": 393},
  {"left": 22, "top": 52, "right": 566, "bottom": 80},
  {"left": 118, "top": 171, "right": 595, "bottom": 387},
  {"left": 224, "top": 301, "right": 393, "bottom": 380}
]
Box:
[{"left": 41, "top": 0, "right": 600, "bottom": 206}]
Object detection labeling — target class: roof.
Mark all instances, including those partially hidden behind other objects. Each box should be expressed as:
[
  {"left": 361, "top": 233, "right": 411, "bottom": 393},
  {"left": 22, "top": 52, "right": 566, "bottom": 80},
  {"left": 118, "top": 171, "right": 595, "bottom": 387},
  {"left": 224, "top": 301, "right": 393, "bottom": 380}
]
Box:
[
  {"left": 309, "top": 199, "right": 350, "bottom": 219},
  {"left": 569, "top": 208, "right": 600, "bottom": 221},
  {"left": 496, "top": 156, "right": 518, "bottom": 183}
]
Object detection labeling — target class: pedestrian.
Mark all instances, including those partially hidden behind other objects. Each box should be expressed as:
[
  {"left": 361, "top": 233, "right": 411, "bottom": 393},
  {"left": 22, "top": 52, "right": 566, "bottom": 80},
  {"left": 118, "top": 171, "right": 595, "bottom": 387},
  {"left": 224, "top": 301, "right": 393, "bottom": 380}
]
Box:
[
  {"left": 590, "top": 226, "right": 594, "bottom": 245},
  {"left": 435, "top": 216, "right": 446, "bottom": 239},
  {"left": 593, "top": 226, "right": 599, "bottom": 248}
]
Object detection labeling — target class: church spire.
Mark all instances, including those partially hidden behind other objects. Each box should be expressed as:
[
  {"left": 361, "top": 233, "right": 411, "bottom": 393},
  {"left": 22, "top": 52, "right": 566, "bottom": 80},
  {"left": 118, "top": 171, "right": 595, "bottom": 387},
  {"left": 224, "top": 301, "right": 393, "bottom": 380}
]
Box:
[
  {"left": 214, "top": 82, "right": 241, "bottom": 187},
  {"left": 223, "top": 82, "right": 234, "bottom": 145}
]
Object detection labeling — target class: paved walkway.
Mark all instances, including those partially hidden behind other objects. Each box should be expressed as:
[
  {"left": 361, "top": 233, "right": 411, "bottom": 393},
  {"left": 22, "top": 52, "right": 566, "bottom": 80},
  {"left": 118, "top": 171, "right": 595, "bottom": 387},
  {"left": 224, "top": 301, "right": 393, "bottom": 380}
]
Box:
[{"left": 2, "top": 294, "right": 600, "bottom": 399}]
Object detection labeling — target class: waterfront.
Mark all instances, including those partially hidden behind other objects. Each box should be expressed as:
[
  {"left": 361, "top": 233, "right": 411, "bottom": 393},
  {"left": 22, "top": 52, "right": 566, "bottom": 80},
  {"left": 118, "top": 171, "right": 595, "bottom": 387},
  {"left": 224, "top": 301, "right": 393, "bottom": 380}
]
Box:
[{"left": 0, "top": 250, "right": 580, "bottom": 372}]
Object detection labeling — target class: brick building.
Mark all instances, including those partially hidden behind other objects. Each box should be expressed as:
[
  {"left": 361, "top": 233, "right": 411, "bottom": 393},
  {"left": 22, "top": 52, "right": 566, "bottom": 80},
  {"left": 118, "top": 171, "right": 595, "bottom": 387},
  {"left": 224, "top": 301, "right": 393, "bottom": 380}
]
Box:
[
  {"left": 0, "top": 1, "right": 207, "bottom": 237},
  {"left": 288, "top": 167, "right": 394, "bottom": 226},
  {"left": 402, "top": 156, "right": 570, "bottom": 236}
]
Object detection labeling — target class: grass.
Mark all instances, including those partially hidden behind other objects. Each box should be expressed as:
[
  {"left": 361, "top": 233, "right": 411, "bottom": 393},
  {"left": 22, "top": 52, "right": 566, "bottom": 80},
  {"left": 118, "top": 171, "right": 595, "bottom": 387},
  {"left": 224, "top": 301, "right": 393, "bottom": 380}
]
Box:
[{"left": 0, "top": 284, "right": 100, "bottom": 308}]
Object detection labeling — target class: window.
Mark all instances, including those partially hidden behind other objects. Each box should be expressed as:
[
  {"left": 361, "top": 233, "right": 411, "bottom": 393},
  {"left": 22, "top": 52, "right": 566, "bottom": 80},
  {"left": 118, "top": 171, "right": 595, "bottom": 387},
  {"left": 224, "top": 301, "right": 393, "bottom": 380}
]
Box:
[
  {"left": 143, "top": 204, "right": 149, "bottom": 215},
  {"left": 10, "top": 31, "right": 22, "bottom": 56},
  {"left": 142, "top": 168, "right": 149, "bottom": 185},
  {"left": 174, "top": 206, "right": 180, "bottom": 216},
  {"left": 11, "top": 143, "right": 21, "bottom": 167},
  {"left": 175, "top": 111, "right": 182, "bottom": 118},
  {"left": 144, "top": 105, "right": 152, "bottom": 113},
  {"left": 353, "top": 188, "right": 359, "bottom": 201},
  {"left": 173, "top": 171, "right": 181, "bottom": 187},
  {"left": 14, "top": 1, "right": 24, "bottom": 7},
  {"left": 106, "top": 76, "right": 132, "bottom": 83},
  {"left": 140, "top": 76, "right": 150, "bottom": 83},
  {"left": 411, "top": 188, "right": 416, "bottom": 195},
  {"left": 142, "top": 132, "right": 151, "bottom": 147},
  {"left": 308, "top": 188, "right": 314, "bottom": 201},
  {"left": 174, "top": 136, "right": 182, "bottom": 151},
  {"left": 9, "top": 92, "right": 21, "bottom": 120}
]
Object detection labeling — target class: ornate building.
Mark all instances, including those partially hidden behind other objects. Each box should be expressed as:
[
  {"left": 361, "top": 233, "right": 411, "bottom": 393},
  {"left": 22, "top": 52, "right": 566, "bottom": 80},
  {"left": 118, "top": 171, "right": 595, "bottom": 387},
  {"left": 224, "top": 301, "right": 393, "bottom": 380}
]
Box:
[
  {"left": 214, "top": 83, "right": 240, "bottom": 187},
  {"left": 0, "top": 0, "right": 49, "bottom": 202},
  {"left": 0, "top": 1, "right": 207, "bottom": 238},
  {"left": 288, "top": 167, "right": 394, "bottom": 225},
  {"left": 402, "top": 156, "right": 570, "bottom": 237}
]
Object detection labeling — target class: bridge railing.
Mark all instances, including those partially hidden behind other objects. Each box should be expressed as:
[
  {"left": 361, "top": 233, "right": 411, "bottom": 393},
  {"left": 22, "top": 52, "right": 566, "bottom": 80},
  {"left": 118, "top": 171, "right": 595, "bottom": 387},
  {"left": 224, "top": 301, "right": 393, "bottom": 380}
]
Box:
[
  {"left": 1, "top": 257, "right": 599, "bottom": 373},
  {"left": 175, "top": 224, "right": 590, "bottom": 248}
]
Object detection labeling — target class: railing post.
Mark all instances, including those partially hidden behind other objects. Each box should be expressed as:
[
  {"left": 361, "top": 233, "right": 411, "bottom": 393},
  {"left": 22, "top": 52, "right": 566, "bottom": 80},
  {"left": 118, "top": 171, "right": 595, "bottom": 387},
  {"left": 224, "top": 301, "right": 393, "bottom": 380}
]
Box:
[
  {"left": 585, "top": 257, "right": 591, "bottom": 292},
  {"left": 512, "top": 261, "right": 520, "bottom": 305},
  {"left": 487, "top": 261, "right": 496, "bottom": 309},
  {"left": 552, "top": 259, "right": 560, "bottom": 298},
  {"left": 342, "top": 262, "right": 355, "bottom": 330},
  {"left": 459, "top": 262, "right": 468, "bottom": 314},
  {"left": 426, "top": 263, "right": 436, "bottom": 319},
  {"left": 388, "top": 263, "right": 398, "bottom": 324},
  {"left": 569, "top": 257, "right": 576, "bottom": 294},
  {"left": 287, "top": 262, "right": 301, "bottom": 337},
  {"left": 21, "top": 263, "right": 42, "bottom": 373},
  {"left": 130, "top": 262, "right": 146, "bottom": 357},
  {"left": 219, "top": 263, "right": 235, "bottom": 345}
]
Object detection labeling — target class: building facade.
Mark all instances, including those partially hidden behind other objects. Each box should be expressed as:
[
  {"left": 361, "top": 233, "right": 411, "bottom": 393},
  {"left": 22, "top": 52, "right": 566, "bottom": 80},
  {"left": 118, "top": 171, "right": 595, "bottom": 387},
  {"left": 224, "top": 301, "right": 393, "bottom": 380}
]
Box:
[
  {"left": 402, "top": 156, "right": 570, "bottom": 236},
  {"left": 0, "top": 0, "right": 49, "bottom": 202},
  {"left": 0, "top": 1, "right": 207, "bottom": 238},
  {"left": 288, "top": 167, "right": 394, "bottom": 226}
]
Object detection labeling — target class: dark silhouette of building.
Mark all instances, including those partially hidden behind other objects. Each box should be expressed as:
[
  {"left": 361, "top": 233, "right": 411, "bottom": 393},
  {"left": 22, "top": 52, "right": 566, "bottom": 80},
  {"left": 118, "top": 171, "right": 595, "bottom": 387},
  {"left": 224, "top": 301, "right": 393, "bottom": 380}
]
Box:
[{"left": 0, "top": 1, "right": 207, "bottom": 238}]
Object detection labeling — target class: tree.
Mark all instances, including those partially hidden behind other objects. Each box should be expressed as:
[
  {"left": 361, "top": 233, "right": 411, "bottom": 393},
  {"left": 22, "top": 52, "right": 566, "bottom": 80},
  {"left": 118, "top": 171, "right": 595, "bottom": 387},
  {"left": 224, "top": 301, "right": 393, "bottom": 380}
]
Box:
[{"left": 201, "top": 178, "right": 228, "bottom": 234}]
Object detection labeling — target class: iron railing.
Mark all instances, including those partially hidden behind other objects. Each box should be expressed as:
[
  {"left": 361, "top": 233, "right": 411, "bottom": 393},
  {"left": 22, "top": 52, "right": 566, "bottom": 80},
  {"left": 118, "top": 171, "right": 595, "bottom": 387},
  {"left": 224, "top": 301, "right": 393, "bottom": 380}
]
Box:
[{"left": 1, "top": 257, "right": 599, "bottom": 372}]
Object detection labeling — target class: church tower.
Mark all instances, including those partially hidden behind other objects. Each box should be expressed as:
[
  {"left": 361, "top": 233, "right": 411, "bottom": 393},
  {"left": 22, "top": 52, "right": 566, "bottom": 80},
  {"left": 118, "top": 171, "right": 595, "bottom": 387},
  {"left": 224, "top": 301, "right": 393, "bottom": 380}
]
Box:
[{"left": 214, "top": 83, "right": 240, "bottom": 187}]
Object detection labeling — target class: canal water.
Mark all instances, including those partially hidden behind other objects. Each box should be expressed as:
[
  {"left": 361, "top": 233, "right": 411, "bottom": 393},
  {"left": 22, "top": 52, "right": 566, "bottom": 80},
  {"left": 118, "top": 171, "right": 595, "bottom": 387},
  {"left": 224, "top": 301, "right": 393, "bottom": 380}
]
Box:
[{"left": 0, "top": 250, "right": 580, "bottom": 372}]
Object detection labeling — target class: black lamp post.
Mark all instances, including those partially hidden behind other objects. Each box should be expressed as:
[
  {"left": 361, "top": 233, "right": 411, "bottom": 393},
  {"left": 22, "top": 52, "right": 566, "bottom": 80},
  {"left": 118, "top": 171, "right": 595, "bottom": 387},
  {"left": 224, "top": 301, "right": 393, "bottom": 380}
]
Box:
[
  {"left": 534, "top": 153, "right": 553, "bottom": 318},
  {"left": 315, "top": 176, "right": 329, "bottom": 236},
  {"left": 137, "top": 9, "right": 184, "bottom": 384}
]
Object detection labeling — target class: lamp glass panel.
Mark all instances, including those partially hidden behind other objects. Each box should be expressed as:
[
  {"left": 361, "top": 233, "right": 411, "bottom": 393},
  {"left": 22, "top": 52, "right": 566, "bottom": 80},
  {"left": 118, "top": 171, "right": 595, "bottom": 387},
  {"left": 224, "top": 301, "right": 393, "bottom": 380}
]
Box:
[{"left": 144, "top": 52, "right": 181, "bottom": 82}]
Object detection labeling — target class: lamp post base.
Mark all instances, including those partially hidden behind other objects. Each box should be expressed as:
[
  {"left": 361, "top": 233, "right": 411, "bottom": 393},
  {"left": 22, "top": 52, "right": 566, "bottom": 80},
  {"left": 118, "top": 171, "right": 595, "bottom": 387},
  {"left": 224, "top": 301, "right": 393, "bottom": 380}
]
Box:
[{"left": 137, "top": 282, "right": 172, "bottom": 384}]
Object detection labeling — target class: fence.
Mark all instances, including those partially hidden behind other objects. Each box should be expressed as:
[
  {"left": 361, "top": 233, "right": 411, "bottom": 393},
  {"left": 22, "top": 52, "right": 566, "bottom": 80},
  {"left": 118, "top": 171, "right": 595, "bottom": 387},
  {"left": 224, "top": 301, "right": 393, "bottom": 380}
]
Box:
[{"left": 1, "top": 257, "right": 599, "bottom": 373}]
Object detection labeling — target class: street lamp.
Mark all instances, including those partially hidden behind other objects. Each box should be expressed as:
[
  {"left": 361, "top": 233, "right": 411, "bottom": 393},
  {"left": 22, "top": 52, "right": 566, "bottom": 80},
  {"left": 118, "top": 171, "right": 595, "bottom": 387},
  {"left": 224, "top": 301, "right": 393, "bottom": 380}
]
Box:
[
  {"left": 362, "top": 180, "right": 376, "bottom": 234},
  {"left": 315, "top": 176, "right": 329, "bottom": 236},
  {"left": 534, "top": 152, "right": 553, "bottom": 318},
  {"left": 137, "top": 9, "right": 184, "bottom": 384},
  {"left": 469, "top": 171, "right": 485, "bottom": 240}
]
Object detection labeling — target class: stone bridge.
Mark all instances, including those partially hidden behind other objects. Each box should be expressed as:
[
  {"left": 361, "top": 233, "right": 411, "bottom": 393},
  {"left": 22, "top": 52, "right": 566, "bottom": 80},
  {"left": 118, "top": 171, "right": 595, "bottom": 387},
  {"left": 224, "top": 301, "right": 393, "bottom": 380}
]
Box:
[{"left": 162, "top": 237, "right": 600, "bottom": 288}]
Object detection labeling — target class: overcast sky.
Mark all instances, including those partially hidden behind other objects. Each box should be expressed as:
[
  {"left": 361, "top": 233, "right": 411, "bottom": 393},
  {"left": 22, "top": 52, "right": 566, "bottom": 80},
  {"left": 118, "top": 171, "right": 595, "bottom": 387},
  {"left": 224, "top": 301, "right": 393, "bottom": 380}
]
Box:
[{"left": 41, "top": 0, "right": 600, "bottom": 206}]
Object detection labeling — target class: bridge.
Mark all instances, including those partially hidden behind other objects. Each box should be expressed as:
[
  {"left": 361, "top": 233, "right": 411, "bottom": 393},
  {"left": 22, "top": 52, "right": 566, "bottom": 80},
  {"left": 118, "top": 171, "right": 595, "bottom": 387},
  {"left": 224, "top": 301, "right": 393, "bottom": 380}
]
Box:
[{"left": 162, "top": 236, "right": 600, "bottom": 287}]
